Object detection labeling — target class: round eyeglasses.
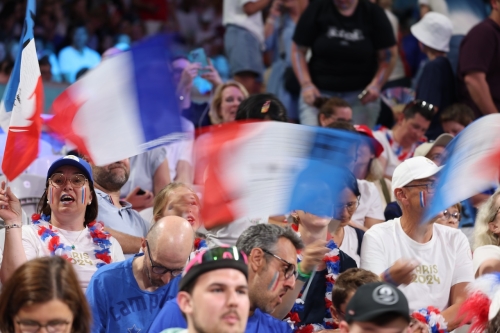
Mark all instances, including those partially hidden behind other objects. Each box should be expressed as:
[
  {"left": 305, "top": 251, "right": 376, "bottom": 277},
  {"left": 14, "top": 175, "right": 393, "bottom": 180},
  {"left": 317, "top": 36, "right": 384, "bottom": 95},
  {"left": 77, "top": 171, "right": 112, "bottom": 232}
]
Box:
[
  {"left": 49, "top": 173, "right": 87, "bottom": 188},
  {"left": 16, "top": 319, "right": 70, "bottom": 333}
]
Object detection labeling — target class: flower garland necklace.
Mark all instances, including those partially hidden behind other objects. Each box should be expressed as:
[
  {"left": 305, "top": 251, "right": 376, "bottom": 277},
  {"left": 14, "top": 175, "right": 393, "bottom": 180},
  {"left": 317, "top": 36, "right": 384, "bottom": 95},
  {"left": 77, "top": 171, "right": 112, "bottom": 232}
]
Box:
[
  {"left": 31, "top": 213, "right": 113, "bottom": 268},
  {"left": 284, "top": 239, "right": 340, "bottom": 333}
]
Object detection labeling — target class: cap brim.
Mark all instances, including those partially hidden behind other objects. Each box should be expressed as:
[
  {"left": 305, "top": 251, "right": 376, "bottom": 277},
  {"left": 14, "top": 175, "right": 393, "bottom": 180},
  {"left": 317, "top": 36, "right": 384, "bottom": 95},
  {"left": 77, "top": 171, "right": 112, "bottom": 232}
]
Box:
[
  {"left": 349, "top": 308, "right": 411, "bottom": 324},
  {"left": 47, "top": 159, "right": 93, "bottom": 183},
  {"left": 412, "top": 164, "right": 443, "bottom": 181}
]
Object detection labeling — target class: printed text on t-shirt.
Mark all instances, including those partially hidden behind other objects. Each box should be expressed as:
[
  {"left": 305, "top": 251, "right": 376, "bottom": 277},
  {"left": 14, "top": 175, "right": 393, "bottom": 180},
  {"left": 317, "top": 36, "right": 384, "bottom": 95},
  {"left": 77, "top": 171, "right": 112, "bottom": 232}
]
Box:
[
  {"left": 410, "top": 264, "right": 441, "bottom": 284},
  {"left": 327, "top": 28, "right": 364, "bottom": 42}
]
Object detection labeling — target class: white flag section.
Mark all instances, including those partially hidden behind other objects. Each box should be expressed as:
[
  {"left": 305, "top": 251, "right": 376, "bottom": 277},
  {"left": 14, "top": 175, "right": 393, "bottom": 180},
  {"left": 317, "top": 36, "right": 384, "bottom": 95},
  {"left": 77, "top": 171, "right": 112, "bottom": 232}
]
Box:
[{"left": 423, "top": 114, "right": 500, "bottom": 222}]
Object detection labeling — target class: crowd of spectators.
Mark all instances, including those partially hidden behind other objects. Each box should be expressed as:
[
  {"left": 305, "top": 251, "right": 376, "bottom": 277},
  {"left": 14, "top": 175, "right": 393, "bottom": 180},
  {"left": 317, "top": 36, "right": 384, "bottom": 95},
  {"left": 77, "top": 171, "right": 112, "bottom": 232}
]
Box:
[{"left": 0, "top": 0, "right": 499, "bottom": 333}]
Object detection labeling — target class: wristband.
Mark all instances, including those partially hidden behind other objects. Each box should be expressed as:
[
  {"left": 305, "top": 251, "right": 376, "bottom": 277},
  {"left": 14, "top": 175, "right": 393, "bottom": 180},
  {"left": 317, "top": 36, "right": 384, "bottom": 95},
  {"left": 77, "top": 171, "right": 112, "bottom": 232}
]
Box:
[
  {"left": 382, "top": 268, "right": 398, "bottom": 286},
  {"left": 5, "top": 223, "right": 22, "bottom": 230},
  {"left": 297, "top": 263, "right": 312, "bottom": 282}
]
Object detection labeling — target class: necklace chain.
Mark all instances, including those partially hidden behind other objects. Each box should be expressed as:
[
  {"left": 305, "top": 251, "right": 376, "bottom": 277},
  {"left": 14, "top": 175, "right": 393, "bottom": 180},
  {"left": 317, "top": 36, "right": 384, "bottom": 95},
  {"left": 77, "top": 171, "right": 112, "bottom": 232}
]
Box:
[{"left": 61, "top": 228, "right": 86, "bottom": 250}]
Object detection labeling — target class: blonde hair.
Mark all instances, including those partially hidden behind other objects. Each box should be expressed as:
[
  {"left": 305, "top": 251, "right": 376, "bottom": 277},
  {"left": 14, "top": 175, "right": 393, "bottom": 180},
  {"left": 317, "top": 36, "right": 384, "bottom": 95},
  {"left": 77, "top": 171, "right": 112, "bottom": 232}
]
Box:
[
  {"left": 208, "top": 81, "right": 249, "bottom": 125},
  {"left": 152, "top": 182, "right": 197, "bottom": 223},
  {"left": 365, "top": 158, "right": 384, "bottom": 182},
  {"left": 473, "top": 189, "right": 500, "bottom": 250}
]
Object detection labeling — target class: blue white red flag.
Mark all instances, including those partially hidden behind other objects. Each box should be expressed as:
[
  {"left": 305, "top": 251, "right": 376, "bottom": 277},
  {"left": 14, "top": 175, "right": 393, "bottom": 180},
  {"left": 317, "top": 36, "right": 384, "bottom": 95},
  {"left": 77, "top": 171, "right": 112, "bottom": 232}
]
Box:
[
  {"left": 197, "top": 121, "right": 361, "bottom": 229},
  {"left": 0, "top": 0, "right": 44, "bottom": 181},
  {"left": 47, "top": 35, "right": 184, "bottom": 166},
  {"left": 423, "top": 114, "right": 500, "bottom": 222}
]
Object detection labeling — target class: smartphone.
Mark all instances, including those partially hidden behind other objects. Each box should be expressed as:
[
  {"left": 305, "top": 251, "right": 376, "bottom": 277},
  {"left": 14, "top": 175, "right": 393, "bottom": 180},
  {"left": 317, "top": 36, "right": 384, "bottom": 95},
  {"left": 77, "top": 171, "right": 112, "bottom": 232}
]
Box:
[
  {"left": 188, "top": 48, "right": 209, "bottom": 74},
  {"left": 136, "top": 188, "right": 146, "bottom": 195}
]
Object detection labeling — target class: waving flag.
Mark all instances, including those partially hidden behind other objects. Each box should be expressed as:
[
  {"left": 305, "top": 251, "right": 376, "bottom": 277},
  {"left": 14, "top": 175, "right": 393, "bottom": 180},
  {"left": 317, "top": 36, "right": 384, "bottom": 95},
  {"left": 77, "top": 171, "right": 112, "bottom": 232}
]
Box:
[
  {"left": 423, "top": 114, "right": 500, "bottom": 222},
  {"left": 197, "top": 121, "right": 361, "bottom": 229},
  {"left": 0, "top": 0, "right": 43, "bottom": 181},
  {"left": 46, "top": 35, "right": 184, "bottom": 166}
]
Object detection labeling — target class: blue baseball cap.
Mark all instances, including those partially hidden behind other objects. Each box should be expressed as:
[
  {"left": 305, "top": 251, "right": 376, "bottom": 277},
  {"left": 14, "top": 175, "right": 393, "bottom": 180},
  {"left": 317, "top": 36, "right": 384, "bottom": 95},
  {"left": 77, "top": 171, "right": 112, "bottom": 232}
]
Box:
[{"left": 47, "top": 155, "right": 94, "bottom": 184}]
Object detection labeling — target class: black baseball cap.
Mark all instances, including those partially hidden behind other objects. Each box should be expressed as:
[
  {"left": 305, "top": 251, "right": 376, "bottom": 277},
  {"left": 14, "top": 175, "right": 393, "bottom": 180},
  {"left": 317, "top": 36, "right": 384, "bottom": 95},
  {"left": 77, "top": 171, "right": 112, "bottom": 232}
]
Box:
[
  {"left": 345, "top": 282, "right": 410, "bottom": 324},
  {"left": 179, "top": 246, "right": 248, "bottom": 292}
]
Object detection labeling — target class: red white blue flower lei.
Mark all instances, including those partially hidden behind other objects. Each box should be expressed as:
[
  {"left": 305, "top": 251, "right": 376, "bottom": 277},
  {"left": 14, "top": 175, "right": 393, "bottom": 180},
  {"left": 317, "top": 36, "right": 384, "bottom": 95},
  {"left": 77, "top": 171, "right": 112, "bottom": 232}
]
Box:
[
  {"left": 284, "top": 239, "right": 340, "bottom": 332},
  {"left": 411, "top": 306, "right": 448, "bottom": 333},
  {"left": 31, "top": 213, "right": 113, "bottom": 268}
]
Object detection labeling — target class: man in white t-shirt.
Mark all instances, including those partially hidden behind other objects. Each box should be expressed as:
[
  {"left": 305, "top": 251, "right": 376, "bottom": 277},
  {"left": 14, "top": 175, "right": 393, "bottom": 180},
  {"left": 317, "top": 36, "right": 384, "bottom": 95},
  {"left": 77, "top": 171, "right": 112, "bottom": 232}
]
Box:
[
  {"left": 58, "top": 25, "right": 101, "bottom": 83},
  {"left": 360, "top": 156, "right": 473, "bottom": 331}
]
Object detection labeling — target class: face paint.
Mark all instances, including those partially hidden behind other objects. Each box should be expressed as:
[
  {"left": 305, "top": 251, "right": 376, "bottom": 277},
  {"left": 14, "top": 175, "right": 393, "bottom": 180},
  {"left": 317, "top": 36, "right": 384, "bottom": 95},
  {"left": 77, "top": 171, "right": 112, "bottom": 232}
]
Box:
[
  {"left": 81, "top": 187, "right": 85, "bottom": 204},
  {"left": 420, "top": 191, "right": 426, "bottom": 208},
  {"left": 268, "top": 272, "right": 279, "bottom": 291}
]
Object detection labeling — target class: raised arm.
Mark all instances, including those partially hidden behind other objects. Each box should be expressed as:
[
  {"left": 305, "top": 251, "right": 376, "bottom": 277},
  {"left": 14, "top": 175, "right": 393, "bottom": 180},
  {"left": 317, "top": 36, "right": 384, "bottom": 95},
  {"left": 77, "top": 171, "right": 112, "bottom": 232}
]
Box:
[
  {"left": 291, "top": 42, "right": 320, "bottom": 106},
  {"left": 0, "top": 182, "right": 28, "bottom": 283}
]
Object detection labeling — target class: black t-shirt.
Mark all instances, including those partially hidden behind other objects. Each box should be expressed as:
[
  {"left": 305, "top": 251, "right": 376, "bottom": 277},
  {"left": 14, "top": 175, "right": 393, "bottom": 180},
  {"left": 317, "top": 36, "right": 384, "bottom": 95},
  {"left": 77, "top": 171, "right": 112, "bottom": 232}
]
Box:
[
  {"left": 299, "top": 250, "right": 357, "bottom": 326},
  {"left": 293, "top": 0, "right": 396, "bottom": 92},
  {"left": 416, "top": 56, "right": 457, "bottom": 140}
]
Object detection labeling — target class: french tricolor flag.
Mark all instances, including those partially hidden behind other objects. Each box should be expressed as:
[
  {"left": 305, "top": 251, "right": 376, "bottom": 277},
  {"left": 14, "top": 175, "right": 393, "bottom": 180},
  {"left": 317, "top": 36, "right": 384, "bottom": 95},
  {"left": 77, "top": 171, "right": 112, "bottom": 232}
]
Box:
[
  {"left": 423, "top": 113, "right": 500, "bottom": 223},
  {"left": 47, "top": 35, "right": 185, "bottom": 166},
  {"left": 0, "top": 0, "right": 43, "bottom": 181},
  {"left": 197, "top": 121, "right": 361, "bottom": 229}
]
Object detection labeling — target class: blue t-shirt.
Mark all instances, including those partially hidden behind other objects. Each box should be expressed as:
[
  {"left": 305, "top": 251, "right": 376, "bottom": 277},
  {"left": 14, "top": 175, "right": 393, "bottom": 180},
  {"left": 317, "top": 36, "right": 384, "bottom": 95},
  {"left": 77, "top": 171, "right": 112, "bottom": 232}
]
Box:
[
  {"left": 149, "top": 299, "right": 292, "bottom": 333},
  {"left": 86, "top": 254, "right": 180, "bottom": 333}
]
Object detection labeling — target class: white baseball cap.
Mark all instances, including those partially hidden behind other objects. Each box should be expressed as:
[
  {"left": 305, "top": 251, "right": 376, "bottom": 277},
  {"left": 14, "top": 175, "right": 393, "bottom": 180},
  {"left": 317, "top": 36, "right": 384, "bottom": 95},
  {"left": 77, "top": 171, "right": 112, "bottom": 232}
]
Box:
[
  {"left": 414, "top": 133, "right": 454, "bottom": 158},
  {"left": 411, "top": 12, "right": 453, "bottom": 52},
  {"left": 392, "top": 156, "right": 442, "bottom": 190}
]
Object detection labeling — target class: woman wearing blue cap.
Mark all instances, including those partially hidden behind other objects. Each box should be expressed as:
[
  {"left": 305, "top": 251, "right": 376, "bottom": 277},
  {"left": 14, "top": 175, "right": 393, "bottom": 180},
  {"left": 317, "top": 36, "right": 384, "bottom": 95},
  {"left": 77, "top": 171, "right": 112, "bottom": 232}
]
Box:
[{"left": 0, "top": 155, "right": 125, "bottom": 289}]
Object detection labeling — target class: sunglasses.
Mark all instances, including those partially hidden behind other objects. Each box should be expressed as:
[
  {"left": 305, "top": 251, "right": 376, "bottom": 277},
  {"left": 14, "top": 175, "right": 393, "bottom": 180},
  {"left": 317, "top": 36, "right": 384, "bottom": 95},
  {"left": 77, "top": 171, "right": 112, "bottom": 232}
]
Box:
[
  {"left": 406, "top": 99, "right": 437, "bottom": 113},
  {"left": 261, "top": 248, "right": 297, "bottom": 280},
  {"left": 49, "top": 173, "right": 88, "bottom": 188}
]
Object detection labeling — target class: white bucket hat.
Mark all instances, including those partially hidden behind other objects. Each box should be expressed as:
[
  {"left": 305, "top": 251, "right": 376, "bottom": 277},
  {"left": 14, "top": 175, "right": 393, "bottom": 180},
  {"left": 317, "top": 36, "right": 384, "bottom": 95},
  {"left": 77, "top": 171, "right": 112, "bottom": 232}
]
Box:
[{"left": 411, "top": 12, "right": 453, "bottom": 52}]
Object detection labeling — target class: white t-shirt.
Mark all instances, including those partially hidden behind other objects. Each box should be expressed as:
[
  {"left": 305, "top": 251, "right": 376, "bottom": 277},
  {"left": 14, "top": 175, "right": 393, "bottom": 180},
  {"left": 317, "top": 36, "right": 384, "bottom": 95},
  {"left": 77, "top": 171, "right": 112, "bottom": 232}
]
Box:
[
  {"left": 360, "top": 218, "right": 474, "bottom": 311},
  {"left": 58, "top": 46, "right": 101, "bottom": 83},
  {"left": 352, "top": 179, "right": 385, "bottom": 227},
  {"left": 373, "top": 130, "right": 401, "bottom": 178},
  {"left": 22, "top": 224, "right": 125, "bottom": 290},
  {"left": 340, "top": 225, "right": 360, "bottom": 267},
  {"left": 205, "top": 216, "right": 268, "bottom": 247},
  {"left": 165, "top": 117, "right": 194, "bottom": 181},
  {"left": 223, "top": 0, "right": 265, "bottom": 46}
]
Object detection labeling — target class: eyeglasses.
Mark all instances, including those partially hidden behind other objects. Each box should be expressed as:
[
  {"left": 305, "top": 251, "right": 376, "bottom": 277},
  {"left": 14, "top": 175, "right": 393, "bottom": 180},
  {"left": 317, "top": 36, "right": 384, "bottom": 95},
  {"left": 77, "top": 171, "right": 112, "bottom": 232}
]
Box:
[
  {"left": 261, "top": 248, "right": 297, "bottom": 280},
  {"left": 17, "top": 319, "right": 70, "bottom": 333},
  {"left": 403, "top": 182, "right": 436, "bottom": 194},
  {"left": 490, "top": 207, "right": 500, "bottom": 223},
  {"left": 145, "top": 240, "right": 184, "bottom": 276},
  {"left": 334, "top": 199, "right": 360, "bottom": 213},
  {"left": 442, "top": 210, "right": 460, "bottom": 222},
  {"left": 49, "top": 173, "right": 87, "bottom": 188}
]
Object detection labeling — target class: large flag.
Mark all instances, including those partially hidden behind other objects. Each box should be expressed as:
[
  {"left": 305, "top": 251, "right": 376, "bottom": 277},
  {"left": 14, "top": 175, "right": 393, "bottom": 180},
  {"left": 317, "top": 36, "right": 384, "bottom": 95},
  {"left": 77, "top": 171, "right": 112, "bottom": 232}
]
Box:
[
  {"left": 46, "top": 35, "right": 184, "bottom": 166},
  {"left": 423, "top": 114, "right": 500, "bottom": 222},
  {"left": 0, "top": 0, "right": 43, "bottom": 181},
  {"left": 197, "top": 121, "right": 362, "bottom": 229}
]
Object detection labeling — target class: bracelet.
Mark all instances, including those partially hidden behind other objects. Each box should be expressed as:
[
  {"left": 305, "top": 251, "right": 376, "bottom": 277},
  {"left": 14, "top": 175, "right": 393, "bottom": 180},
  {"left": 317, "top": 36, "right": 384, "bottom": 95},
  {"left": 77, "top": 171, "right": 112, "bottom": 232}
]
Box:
[
  {"left": 382, "top": 268, "right": 398, "bottom": 286},
  {"left": 297, "top": 263, "right": 312, "bottom": 280},
  {"left": 5, "top": 224, "right": 22, "bottom": 230}
]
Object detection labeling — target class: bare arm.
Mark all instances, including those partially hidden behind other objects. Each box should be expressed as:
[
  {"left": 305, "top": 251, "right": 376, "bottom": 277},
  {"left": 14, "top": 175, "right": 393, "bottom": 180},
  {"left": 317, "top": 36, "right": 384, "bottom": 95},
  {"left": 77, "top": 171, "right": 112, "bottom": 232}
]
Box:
[
  {"left": 175, "top": 160, "right": 193, "bottom": 184},
  {"left": 364, "top": 217, "right": 384, "bottom": 229},
  {"left": 103, "top": 227, "right": 142, "bottom": 255},
  {"left": 243, "top": 0, "right": 273, "bottom": 16},
  {"left": 0, "top": 184, "right": 28, "bottom": 283},
  {"left": 291, "top": 42, "right": 320, "bottom": 106},
  {"left": 464, "top": 72, "right": 499, "bottom": 115},
  {"left": 153, "top": 159, "right": 171, "bottom": 195},
  {"left": 441, "top": 282, "right": 468, "bottom": 331},
  {"left": 361, "top": 46, "right": 398, "bottom": 104}
]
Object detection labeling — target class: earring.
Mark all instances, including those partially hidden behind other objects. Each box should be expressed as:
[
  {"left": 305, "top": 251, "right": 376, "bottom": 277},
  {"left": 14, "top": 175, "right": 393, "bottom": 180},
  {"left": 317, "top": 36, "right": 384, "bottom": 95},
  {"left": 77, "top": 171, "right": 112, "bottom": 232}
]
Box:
[
  {"left": 47, "top": 200, "right": 49, "bottom": 204},
  {"left": 88, "top": 201, "right": 91, "bottom": 205}
]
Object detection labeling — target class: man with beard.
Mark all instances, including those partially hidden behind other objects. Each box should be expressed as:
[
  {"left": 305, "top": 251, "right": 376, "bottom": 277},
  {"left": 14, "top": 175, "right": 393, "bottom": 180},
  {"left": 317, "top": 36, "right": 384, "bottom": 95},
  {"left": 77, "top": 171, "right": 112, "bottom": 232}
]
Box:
[
  {"left": 86, "top": 215, "right": 194, "bottom": 333},
  {"left": 92, "top": 158, "right": 150, "bottom": 258}
]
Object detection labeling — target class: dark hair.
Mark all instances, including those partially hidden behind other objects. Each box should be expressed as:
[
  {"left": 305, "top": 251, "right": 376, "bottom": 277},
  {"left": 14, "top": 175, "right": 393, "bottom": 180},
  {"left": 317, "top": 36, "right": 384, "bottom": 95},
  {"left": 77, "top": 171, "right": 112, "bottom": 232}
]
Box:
[
  {"left": 39, "top": 55, "right": 51, "bottom": 67},
  {"left": 326, "top": 120, "right": 357, "bottom": 132},
  {"left": 315, "top": 97, "right": 351, "bottom": 119},
  {"left": 0, "top": 256, "right": 91, "bottom": 333},
  {"left": 342, "top": 168, "right": 361, "bottom": 197},
  {"left": 332, "top": 268, "right": 379, "bottom": 311},
  {"left": 440, "top": 103, "right": 475, "bottom": 126},
  {"left": 403, "top": 101, "right": 435, "bottom": 121},
  {"left": 236, "top": 224, "right": 303, "bottom": 256},
  {"left": 235, "top": 93, "right": 287, "bottom": 122},
  {"left": 37, "top": 180, "right": 98, "bottom": 227},
  {"left": 75, "top": 67, "right": 89, "bottom": 81}
]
